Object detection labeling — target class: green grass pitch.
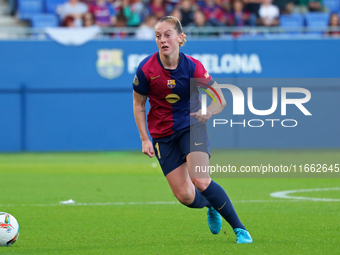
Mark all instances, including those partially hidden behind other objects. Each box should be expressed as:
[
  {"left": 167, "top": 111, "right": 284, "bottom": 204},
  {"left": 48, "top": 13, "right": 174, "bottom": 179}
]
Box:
[{"left": 0, "top": 150, "right": 339, "bottom": 254}]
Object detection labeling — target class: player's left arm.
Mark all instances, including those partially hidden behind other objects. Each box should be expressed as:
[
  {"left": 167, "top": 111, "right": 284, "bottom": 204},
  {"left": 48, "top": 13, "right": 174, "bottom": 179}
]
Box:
[
  {"left": 206, "top": 81, "right": 227, "bottom": 115},
  {"left": 191, "top": 81, "right": 226, "bottom": 123}
]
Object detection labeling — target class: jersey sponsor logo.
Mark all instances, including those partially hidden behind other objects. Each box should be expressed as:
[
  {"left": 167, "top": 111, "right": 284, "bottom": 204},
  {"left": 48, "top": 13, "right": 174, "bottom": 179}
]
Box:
[
  {"left": 204, "top": 72, "right": 210, "bottom": 78},
  {"left": 96, "top": 49, "right": 124, "bottom": 80},
  {"left": 194, "top": 142, "right": 203, "bottom": 146},
  {"left": 165, "top": 93, "right": 180, "bottom": 103},
  {"left": 151, "top": 75, "right": 161, "bottom": 80},
  {"left": 133, "top": 75, "right": 139, "bottom": 85},
  {"left": 167, "top": 79, "right": 176, "bottom": 89}
]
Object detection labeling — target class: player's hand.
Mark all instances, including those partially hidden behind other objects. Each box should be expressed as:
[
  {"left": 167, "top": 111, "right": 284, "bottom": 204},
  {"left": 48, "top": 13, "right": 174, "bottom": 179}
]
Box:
[
  {"left": 142, "top": 140, "right": 155, "bottom": 158},
  {"left": 190, "top": 109, "right": 212, "bottom": 123}
]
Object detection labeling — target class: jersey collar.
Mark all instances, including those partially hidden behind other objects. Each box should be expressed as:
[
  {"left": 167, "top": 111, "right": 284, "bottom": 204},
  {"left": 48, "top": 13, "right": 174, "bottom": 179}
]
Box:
[{"left": 156, "top": 52, "right": 183, "bottom": 72}]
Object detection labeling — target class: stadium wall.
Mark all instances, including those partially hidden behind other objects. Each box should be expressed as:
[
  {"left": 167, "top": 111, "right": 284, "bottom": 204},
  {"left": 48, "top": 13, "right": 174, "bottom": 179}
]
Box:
[{"left": 0, "top": 39, "right": 339, "bottom": 152}]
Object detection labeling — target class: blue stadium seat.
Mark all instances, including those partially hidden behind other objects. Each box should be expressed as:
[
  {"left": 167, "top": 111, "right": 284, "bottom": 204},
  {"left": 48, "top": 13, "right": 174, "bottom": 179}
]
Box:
[
  {"left": 280, "top": 14, "right": 304, "bottom": 33},
  {"left": 31, "top": 14, "right": 59, "bottom": 27},
  {"left": 18, "top": 0, "right": 43, "bottom": 20},
  {"left": 45, "top": 0, "right": 68, "bottom": 14},
  {"left": 323, "top": 0, "right": 340, "bottom": 13},
  {"left": 305, "top": 13, "right": 330, "bottom": 33}
]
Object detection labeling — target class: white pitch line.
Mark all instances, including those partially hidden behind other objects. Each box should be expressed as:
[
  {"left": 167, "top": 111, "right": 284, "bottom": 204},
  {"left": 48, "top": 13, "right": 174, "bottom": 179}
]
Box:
[
  {"left": 0, "top": 201, "right": 180, "bottom": 207},
  {"left": 270, "top": 187, "right": 340, "bottom": 201},
  {"left": 233, "top": 200, "right": 301, "bottom": 203},
  {"left": 1, "top": 196, "right": 339, "bottom": 208}
]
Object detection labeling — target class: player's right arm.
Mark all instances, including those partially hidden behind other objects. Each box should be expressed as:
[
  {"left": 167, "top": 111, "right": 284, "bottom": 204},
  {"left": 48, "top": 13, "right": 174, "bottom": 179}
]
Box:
[
  {"left": 133, "top": 90, "right": 155, "bottom": 158},
  {"left": 132, "top": 57, "right": 155, "bottom": 158}
]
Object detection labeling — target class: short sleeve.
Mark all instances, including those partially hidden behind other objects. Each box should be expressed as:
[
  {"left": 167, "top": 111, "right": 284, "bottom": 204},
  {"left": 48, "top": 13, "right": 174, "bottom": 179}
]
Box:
[
  {"left": 194, "top": 60, "right": 214, "bottom": 86},
  {"left": 132, "top": 63, "right": 149, "bottom": 96}
]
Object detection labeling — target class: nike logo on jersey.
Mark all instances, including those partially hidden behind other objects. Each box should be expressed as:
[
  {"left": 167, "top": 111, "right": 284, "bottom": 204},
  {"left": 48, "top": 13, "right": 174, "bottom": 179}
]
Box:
[
  {"left": 195, "top": 143, "right": 203, "bottom": 146},
  {"left": 151, "top": 75, "right": 161, "bottom": 80},
  {"left": 218, "top": 201, "right": 227, "bottom": 210}
]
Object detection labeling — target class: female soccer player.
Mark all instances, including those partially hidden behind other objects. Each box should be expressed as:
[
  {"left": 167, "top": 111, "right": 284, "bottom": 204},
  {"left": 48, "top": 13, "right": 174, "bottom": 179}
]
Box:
[{"left": 132, "top": 16, "right": 252, "bottom": 244}]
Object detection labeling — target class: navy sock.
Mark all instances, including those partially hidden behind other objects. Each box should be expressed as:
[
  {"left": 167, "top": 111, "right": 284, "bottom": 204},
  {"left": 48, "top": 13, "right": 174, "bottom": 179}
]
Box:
[
  {"left": 187, "top": 188, "right": 211, "bottom": 208},
  {"left": 201, "top": 180, "right": 245, "bottom": 230}
]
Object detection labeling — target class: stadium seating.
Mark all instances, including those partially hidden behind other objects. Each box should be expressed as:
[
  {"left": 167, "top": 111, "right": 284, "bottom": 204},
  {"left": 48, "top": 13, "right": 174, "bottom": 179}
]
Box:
[
  {"left": 45, "top": 0, "right": 68, "bottom": 14},
  {"left": 323, "top": 0, "right": 340, "bottom": 13},
  {"left": 31, "top": 13, "right": 59, "bottom": 27},
  {"left": 18, "top": 0, "right": 44, "bottom": 20},
  {"left": 279, "top": 14, "right": 304, "bottom": 33},
  {"left": 304, "top": 12, "right": 330, "bottom": 33}
]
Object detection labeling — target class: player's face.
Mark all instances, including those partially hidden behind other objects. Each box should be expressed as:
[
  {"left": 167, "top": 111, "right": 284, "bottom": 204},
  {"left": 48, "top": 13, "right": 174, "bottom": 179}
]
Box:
[{"left": 155, "top": 21, "right": 183, "bottom": 57}]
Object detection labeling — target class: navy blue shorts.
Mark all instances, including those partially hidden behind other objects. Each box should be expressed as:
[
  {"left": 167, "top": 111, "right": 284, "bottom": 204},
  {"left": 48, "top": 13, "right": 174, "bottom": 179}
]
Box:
[{"left": 152, "top": 122, "right": 210, "bottom": 176}]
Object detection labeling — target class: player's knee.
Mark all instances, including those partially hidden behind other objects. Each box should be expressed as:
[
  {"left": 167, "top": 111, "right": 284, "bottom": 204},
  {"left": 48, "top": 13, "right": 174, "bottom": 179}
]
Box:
[
  {"left": 174, "top": 188, "right": 194, "bottom": 205},
  {"left": 192, "top": 178, "right": 211, "bottom": 192}
]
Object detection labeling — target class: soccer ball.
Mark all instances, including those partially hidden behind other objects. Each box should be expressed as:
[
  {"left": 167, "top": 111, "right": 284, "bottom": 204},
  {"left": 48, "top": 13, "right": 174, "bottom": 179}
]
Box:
[{"left": 0, "top": 212, "right": 19, "bottom": 246}]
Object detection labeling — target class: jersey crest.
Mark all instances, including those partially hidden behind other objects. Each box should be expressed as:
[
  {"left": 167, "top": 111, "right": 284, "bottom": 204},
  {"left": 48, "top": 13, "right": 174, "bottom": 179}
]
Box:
[{"left": 167, "top": 79, "right": 176, "bottom": 89}]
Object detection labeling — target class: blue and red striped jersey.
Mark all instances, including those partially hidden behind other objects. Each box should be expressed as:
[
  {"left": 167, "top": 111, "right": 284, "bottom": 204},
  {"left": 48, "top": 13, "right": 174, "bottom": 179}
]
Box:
[{"left": 133, "top": 52, "right": 214, "bottom": 138}]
